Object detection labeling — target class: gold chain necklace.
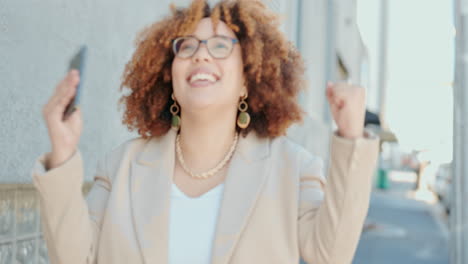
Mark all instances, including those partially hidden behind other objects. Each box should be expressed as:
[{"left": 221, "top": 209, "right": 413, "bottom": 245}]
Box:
[{"left": 175, "top": 133, "right": 239, "bottom": 179}]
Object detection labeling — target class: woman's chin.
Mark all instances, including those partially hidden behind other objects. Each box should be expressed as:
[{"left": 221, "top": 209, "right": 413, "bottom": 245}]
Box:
[
  {"left": 176, "top": 83, "right": 236, "bottom": 113},
  {"left": 180, "top": 86, "right": 221, "bottom": 110},
  {"left": 181, "top": 95, "right": 220, "bottom": 112}
]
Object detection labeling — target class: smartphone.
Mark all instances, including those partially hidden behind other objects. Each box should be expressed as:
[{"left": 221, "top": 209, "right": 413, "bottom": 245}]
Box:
[{"left": 64, "top": 45, "right": 87, "bottom": 119}]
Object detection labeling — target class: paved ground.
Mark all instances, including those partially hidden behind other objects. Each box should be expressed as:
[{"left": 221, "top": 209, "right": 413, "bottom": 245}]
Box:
[{"left": 353, "top": 176, "right": 450, "bottom": 264}]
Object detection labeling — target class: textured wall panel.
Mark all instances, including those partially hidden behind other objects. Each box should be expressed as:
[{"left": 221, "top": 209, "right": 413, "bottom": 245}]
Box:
[{"left": 0, "top": 0, "right": 174, "bottom": 183}]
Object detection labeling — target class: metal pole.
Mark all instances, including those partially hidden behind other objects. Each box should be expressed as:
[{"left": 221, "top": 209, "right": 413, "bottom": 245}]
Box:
[
  {"left": 377, "top": 0, "right": 388, "bottom": 124},
  {"left": 295, "top": 0, "right": 303, "bottom": 52},
  {"left": 452, "top": 0, "right": 468, "bottom": 263},
  {"left": 323, "top": 0, "right": 336, "bottom": 123}
]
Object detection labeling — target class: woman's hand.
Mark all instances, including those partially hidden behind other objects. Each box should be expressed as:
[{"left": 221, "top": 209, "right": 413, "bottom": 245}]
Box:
[
  {"left": 42, "top": 70, "right": 83, "bottom": 170},
  {"left": 326, "top": 81, "right": 366, "bottom": 140}
]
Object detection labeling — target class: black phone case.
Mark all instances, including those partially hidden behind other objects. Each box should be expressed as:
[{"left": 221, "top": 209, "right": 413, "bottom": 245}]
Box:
[{"left": 64, "top": 45, "right": 87, "bottom": 119}]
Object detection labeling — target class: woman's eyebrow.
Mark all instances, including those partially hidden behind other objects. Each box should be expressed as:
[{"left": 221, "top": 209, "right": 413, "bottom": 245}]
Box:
[{"left": 184, "top": 34, "right": 235, "bottom": 40}]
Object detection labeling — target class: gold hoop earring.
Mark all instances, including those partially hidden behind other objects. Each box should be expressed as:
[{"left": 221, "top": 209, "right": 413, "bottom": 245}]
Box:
[
  {"left": 237, "top": 94, "right": 250, "bottom": 129},
  {"left": 170, "top": 93, "right": 180, "bottom": 130}
]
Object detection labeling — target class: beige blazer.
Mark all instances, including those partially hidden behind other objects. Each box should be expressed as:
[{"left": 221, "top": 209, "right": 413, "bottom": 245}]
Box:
[{"left": 32, "top": 129, "right": 378, "bottom": 264}]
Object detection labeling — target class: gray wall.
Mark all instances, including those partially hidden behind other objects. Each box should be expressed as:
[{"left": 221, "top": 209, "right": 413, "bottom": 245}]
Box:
[
  {"left": 0, "top": 1, "right": 176, "bottom": 183},
  {"left": 0, "top": 2, "right": 172, "bottom": 259}
]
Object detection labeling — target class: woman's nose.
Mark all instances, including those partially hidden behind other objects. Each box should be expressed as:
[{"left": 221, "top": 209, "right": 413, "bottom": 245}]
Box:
[{"left": 191, "top": 44, "right": 212, "bottom": 63}]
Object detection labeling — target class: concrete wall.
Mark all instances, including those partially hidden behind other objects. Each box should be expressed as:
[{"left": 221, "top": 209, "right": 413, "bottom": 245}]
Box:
[
  {"left": 336, "top": 0, "right": 367, "bottom": 84},
  {"left": 284, "top": 0, "right": 369, "bottom": 160},
  {"left": 1, "top": 2, "right": 169, "bottom": 260},
  {"left": 357, "top": 0, "right": 385, "bottom": 113},
  {"left": 0, "top": 0, "right": 174, "bottom": 183}
]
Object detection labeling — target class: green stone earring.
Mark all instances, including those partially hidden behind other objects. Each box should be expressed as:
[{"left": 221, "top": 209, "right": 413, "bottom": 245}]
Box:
[
  {"left": 170, "top": 93, "right": 180, "bottom": 130},
  {"left": 237, "top": 94, "right": 250, "bottom": 129}
]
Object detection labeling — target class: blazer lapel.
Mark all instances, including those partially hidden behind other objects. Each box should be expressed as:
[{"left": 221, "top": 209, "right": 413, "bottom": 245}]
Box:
[
  {"left": 129, "top": 129, "right": 177, "bottom": 264},
  {"left": 211, "top": 132, "right": 271, "bottom": 264}
]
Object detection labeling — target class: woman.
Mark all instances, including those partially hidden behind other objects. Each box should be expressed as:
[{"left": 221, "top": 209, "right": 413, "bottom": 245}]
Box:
[{"left": 33, "top": 0, "right": 378, "bottom": 263}]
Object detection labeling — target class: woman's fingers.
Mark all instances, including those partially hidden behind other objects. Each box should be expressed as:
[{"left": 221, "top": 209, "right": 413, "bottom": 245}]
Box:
[
  {"left": 41, "top": 70, "right": 84, "bottom": 170},
  {"left": 327, "top": 82, "right": 354, "bottom": 109},
  {"left": 44, "top": 71, "right": 79, "bottom": 120},
  {"left": 326, "top": 82, "right": 344, "bottom": 109},
  {"left": 56, "top": 71, "right": 79, "bottom": 104},
  {"left": 326, "top": 81, "right": 366, "bottom": 139},
  {"left": 52, "top": 70, "right": 77, "bottom": 98},
  {"left": 69, "top": 109, "right": 83, "bottom": 135}
]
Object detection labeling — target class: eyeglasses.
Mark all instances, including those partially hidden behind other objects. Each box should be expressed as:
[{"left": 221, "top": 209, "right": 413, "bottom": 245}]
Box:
[{"left": 172, "top": 35, "right": 239, "bottom": 59}]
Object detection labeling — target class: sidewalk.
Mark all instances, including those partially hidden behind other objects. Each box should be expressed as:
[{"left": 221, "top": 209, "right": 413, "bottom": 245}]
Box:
[{"left": 353, "top": 171, "right": 450, "bottom": 264}]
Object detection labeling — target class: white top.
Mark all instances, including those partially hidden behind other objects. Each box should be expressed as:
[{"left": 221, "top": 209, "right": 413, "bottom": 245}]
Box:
[{"left": 168, "top": 183, "right": 225, "bottom": 264}]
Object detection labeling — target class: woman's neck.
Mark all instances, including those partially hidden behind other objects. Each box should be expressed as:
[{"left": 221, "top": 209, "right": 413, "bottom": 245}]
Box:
[{"left": 177, "top": 109, "right": 238, "bottom": 172}]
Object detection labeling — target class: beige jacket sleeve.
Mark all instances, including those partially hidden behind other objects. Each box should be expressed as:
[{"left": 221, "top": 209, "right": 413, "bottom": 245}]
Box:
[
  {"left": 31, "top": 151, "right": 111, "bottom": 264},
  {"left": 298, "top": 133, "right": 379, "bottom": 264}
]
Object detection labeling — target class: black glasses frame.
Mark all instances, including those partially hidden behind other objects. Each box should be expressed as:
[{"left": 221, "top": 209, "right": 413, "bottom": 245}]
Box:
[{"left": 172, "top": 35, "right": 239, "bottom": 59}]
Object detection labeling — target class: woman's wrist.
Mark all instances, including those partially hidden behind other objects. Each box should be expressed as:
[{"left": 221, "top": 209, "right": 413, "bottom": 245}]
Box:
[
  {"left": 336, "top": 129, "right": 376, "bottom": 140},
  {"left": 45, "top": 150, "right": 75, "bottom": 171},
  {"left": 337, "top": 128, "right": 364, "bottom": 140}
]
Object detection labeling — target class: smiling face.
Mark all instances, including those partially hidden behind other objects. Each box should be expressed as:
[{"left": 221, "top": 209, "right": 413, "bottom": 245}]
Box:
[{"left": 171, "top": 17, "right": 246, "bottom": 114}]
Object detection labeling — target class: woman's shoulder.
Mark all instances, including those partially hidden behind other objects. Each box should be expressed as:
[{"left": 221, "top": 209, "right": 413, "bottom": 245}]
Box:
[
  {"left": 100, "top": 136, "right": 150, "bottom": 173},
  {"left": 271, "top": 135, "right": 316, "bottom": 156},
  {"left": 270, "top": 135, "right": 324, "bottom": 166},
  {"left": 108, "top": 137, "right": 148, "bottom": 158},
  {"left": 271, "top": 136, "right": 325, "bottom": 180}
]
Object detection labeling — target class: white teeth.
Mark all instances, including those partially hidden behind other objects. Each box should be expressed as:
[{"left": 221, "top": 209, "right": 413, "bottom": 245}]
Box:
[{"left": 189, "top": 73, "right": 217, "bottom": 83}]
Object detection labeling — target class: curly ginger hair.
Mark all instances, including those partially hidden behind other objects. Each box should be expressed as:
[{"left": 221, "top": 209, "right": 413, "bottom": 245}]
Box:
[{"left": 119, "top": 0, "right": 306, "bottom": 139}]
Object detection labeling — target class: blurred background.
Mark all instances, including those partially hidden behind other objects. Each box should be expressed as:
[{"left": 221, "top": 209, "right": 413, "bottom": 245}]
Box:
[{"left": 0, "top": 0, "right": 461, "bottom": 263}]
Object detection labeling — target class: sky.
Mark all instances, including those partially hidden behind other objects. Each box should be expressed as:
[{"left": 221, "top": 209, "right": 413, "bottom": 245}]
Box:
[{"left": 357, "top": 0, "right": 454, "bottom": 163}]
